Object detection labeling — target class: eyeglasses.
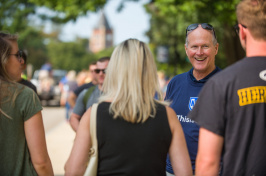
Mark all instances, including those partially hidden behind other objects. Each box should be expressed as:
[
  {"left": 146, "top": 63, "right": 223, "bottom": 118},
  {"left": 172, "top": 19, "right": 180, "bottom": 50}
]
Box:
[
  {"left": 94, "top": 69, "right": 106, "bottom": 74},
  {"left": 186, "top": 23, "right": 216, "bottom": 39},
  {"left": 234, "top": 24, "right": 247, "bottom": 35},
  {"left": 9, "top": 50, "right": 24, "bottom": 63}
]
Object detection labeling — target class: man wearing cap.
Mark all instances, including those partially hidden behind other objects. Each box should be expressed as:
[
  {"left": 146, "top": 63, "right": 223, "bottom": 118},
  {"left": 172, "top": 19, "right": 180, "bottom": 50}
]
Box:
[
  {"left": 189, "top": 0, "right": 266, "bottom": 175},
  {"left": 165, "top": 23, "right": 221, "bottom": 175}
]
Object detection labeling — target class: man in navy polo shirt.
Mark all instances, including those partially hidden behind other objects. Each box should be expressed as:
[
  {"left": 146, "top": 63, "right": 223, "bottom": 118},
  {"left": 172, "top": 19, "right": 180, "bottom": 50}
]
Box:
[{"left": 165, "top": 23, "right": 221, "bottom": 175}]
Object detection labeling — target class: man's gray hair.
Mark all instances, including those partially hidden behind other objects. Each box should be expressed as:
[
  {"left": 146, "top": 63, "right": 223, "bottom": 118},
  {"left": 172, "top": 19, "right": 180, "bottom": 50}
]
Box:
[{"left": 185, "top": 30, "right": 218, "bottom": 46}]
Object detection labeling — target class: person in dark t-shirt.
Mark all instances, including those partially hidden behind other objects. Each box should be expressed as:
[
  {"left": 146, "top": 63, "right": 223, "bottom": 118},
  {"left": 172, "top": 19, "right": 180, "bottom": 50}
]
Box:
[
  {"left": 17, "top": 50, "right": 37, "bottom": 93},
  {"left": 189, "top": 0, "right": 266, "bottom": 175}
]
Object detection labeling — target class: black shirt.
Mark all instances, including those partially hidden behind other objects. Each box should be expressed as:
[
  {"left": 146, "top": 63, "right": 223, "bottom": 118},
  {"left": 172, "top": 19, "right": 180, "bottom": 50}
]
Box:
[
  {"left": 97, "top": 102, "right": 172, "bottom": 176},
  {"left": 18, "top": 79, "right": 37, "bottom": 93},
  {"left": 189, "top": 57, "right": 266, "bottom": 175},
  {"left": 73, "top": 82, "right": 94, "bottom": 96}
]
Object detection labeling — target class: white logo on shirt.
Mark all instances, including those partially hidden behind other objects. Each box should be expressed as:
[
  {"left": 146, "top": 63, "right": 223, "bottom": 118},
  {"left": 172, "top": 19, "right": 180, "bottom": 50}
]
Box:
[
  {"left": 259, "top": 70, "right": 266, "bottom": 81},
  {"left": 188, "top": 97, "right": 198, "bottom": 111},
  {"left": 177, "top": 115, "right": 195, "bottom": 123}
]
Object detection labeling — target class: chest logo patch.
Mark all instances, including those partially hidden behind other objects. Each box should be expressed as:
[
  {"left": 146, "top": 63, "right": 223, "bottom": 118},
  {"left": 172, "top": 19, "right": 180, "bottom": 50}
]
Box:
[
  {"left": 259, "top": 70, "right": 266, "bottom": 81},
  {"left": 189, "top": 97, "right": 198, "bottom": 111}
]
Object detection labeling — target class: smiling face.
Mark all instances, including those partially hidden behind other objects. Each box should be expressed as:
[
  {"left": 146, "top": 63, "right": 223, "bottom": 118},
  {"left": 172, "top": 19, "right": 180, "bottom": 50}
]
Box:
[
  {"left": 185, "top": 26, "right": 219, "bottom": 80},
  {"left": 5, "top": 41, "right": 25, "bottom": 81}
]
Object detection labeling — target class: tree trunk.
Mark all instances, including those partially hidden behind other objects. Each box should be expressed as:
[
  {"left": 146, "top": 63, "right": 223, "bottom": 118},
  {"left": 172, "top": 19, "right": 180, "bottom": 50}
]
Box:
[{"left": 223, "top": 24, "right": 246, "bottom": 67}]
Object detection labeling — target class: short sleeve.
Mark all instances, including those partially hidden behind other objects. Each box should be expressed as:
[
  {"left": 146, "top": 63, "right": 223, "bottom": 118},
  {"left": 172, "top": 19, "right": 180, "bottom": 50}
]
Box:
[
  {"left": 17, "top": 87, "right": 43, "bottom": 122},
  {"left": 188, "top": 78, "right": 226, "bottom": 136},
  {"left": 164, "top": 78, "right": 173, "bottom": 100},
  {"left": 73, "top": 85, "right": 84, "bottom": 96},
  {"left": 72, "top": 89, "right": 86, "bottom": 116}
]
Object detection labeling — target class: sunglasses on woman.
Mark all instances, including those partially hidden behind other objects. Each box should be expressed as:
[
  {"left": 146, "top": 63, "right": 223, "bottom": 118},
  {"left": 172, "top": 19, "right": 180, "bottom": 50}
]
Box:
[
  {"left": 9, "top": 50, "right": 24, "bottom": 63},
  {"left": 186, "top": 23, "right": 216, "bottom": 39}
]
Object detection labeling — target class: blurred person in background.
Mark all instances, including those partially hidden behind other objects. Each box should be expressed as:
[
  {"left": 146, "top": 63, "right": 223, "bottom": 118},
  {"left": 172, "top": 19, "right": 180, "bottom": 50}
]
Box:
[
  {"left": 69, "top": 57, "right": 110, "bottom": 132},
  {"left": 18, "top": 50, "right": 37, "bottom": 93},
  {"left": 189, "top": 0, "right": 266, "bottom": 175},
  {"left": 68, "top": 62, "right": 97, "bottom": 108},
  {"left": 157, "top": 70, "right": 168, "bottom": 99},
  {"left": 38, "top": 62, "right": 54, "bottom": 101},
  {"left": 60, "top": 70, "right": 78, "bottom": 120},
  {"left": 76, "top": 70, "right": 89, "bottom": 86},
  {"left": 65, "top": 39, "right": 192, "bottom": 176},
  {"left": 0, "top": 32, "right": 53, "bottom": 175}
]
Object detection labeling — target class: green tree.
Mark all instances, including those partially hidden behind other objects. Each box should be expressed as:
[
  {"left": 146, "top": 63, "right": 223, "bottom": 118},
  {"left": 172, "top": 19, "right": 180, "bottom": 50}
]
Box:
[
  {"left": 47, "top": 39, "right": 97, "bottom": 71},
  {"left": 28, "top": 0, "right": 106, "bottom": 22},
  {"left": 2, "top": 0, "right": 246, "bottom": 77},
  {"left": 94, "top": 47, "right": 114, "bottom": 59},
  {"left": 0, "top": 0, "right": 50, "bottom": 70},
  {"left": 0, "top": 0, "right": 35, "bottom": 32},
  {"left": 1, "top": 0, "right": 108, "bottom": 72},
  {"left": 19, "top": 27, "right": 48, "bottom": 70}
]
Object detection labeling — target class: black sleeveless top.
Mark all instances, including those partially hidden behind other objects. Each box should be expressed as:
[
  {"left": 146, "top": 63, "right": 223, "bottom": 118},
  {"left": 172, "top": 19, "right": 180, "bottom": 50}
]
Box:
[{"left": 97, "top": 102, "right": 172, "bottom": 176}]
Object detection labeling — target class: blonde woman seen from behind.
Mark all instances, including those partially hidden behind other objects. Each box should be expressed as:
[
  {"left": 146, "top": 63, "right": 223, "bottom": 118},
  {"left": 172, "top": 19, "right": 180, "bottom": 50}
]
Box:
[
  {"left": 65, "top": 39, "right": 192, "bottom": 176},
  {"left": 0, "top": 32, "right": 53, "bottom": 176}
]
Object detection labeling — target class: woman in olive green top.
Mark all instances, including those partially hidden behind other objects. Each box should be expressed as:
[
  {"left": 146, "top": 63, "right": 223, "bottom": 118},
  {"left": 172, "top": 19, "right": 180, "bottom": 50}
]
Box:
[{"left": 0, "top": 32, "right": 53, "bottom": 175}]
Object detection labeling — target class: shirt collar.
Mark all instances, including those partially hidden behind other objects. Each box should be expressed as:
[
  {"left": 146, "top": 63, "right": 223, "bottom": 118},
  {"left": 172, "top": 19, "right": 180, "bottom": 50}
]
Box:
[{"left": 189, "top": 66, "right": 221, "bottom": 83}]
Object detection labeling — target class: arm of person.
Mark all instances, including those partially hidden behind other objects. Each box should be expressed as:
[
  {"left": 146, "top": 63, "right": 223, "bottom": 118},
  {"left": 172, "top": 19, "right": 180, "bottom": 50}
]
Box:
[
  {"left": 68, "top": 91, "right": 77, "bottom": 108},
  {"left": 69, "top": 113, "right": 81, "bottom": 132},
  {"left": 195, "top": 127, "right": 224, "bottom": 176},
  {"left": 69, "top": 90, "right": 87, "bottom": 132},
  {"left": 166, "top": 107, "right": 193, "bottom": 176},
  {"left": 24, "top": 111, "right": 54, "bottom": 176},
  {"left": 65, "top": 108, "right": 92, "bottom": 176}
]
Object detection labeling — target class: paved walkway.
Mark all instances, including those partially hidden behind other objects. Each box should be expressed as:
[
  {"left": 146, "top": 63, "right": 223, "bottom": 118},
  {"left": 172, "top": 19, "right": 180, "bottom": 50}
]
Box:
[{"left": 45, "top": 121, "right": 75, "bottom": 176}]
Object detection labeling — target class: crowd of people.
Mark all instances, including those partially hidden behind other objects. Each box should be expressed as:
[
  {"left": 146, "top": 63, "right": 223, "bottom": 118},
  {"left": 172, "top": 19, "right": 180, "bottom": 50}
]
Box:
[{"left": 0, "top": 0, "right": 265, "bottom": 175}]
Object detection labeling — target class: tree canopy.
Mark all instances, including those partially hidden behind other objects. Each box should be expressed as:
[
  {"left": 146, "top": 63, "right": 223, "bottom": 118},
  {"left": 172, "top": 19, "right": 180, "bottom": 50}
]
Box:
[
  {"left": 1, "top": 0, "right": 246, "bottom": 76},
  {"left": 28, "top": 0, "right": 106, "bottom": 22},
  {"left": 0, "top": 0, "right": 109, "bottom": 72}
]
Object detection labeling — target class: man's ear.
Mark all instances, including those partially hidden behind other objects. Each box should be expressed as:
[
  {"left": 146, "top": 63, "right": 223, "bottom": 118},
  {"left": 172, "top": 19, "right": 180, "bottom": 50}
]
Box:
[
  {"left": 239, "top": 24, "right": 247, "bottom": 41},
  {"left": 214, "top": 43, "right": 219, "bottom": 55},
  {"left": 184, "top": 44, "right": 188, "bottom": 56},
  {"left": 239, "top": 24, "right": 247, "bottom": 50}
]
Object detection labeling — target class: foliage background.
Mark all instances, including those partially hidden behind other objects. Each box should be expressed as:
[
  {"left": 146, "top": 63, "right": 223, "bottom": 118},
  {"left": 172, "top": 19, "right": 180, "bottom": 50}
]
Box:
[
  {"left": 145, "top": 0, "right": 245, "bottom": 75},
  {"left": 0, "top": 0, "right": 245, "bottom": 77}
]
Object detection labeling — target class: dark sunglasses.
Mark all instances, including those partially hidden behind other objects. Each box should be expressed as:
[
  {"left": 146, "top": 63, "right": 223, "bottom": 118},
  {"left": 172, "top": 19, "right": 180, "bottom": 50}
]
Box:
[
  {"left": 94, "top": 69, "right": 106, "bottom": 74},
  {"left": 234, "top": 24, "right": 247, "bottom": 35},
  {"left": 9, "top": 50, "right": 24, "bottom": 63},
  {"left": 186, "top": 23, "right": 216, "bottom": 39}
]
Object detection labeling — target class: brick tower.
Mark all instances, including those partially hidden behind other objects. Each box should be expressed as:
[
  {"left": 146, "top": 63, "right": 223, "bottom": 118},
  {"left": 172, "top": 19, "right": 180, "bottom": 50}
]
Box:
[{"left": 89, "top": 11, "right": 113, "bottom": 53}]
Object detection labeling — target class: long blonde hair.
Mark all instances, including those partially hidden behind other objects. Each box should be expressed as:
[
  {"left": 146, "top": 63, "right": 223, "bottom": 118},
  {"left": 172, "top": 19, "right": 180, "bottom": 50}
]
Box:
[{"left": 99, "top": 39, "right": 168, "bottom": 123}]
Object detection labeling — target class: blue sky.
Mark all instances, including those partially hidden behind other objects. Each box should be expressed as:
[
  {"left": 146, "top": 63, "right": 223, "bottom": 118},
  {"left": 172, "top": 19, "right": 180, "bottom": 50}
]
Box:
[{"left": 58, "top": 0, "right": 150, "bottom": 45}]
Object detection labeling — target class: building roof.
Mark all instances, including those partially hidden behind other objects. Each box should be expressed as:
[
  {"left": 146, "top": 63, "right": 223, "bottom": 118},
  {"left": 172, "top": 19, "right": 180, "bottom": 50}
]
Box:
[{"left": 94, "top": 11, "right": 112, "bottom": 30}]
